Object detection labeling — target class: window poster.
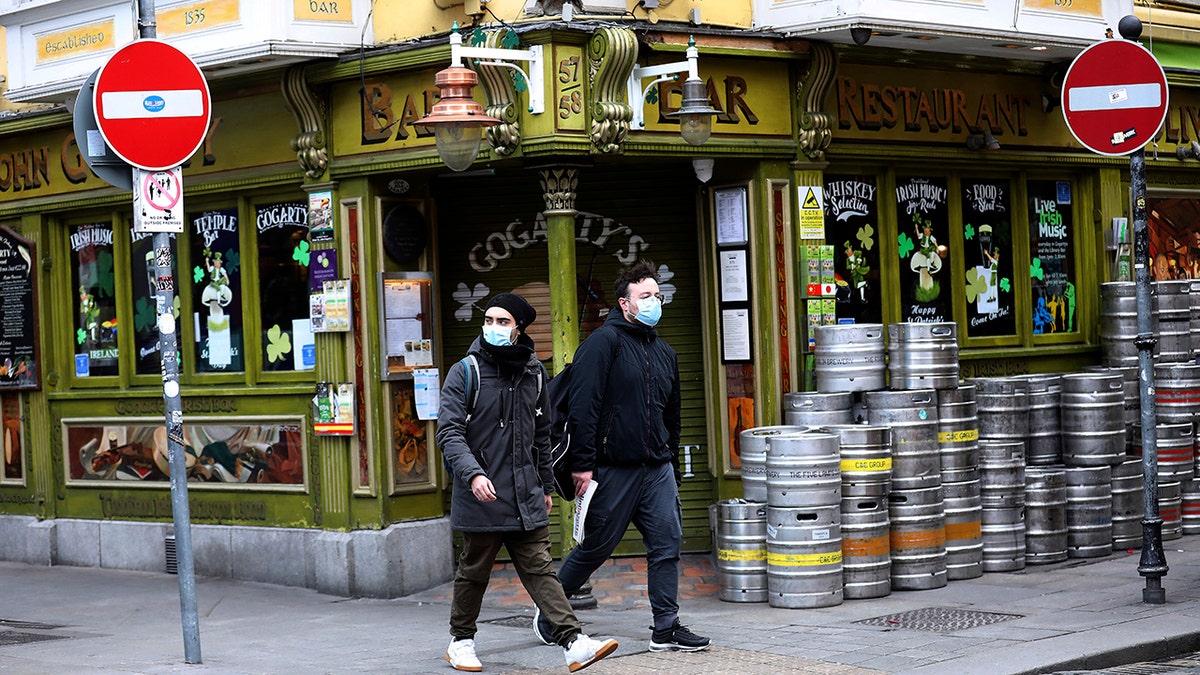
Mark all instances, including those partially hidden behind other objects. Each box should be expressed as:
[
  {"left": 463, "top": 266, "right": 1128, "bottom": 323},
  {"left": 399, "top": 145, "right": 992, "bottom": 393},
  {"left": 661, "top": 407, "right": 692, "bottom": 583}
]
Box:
[
  {"left": 131, "top": 232, "right": 176, "bottom": 375},
  {"left": 895, "top": 177, "right": 950, "bottom": 323},
  {"left": 824, "top": 175, "right": 881, "bottom": 323},
  {"left": 1028, "top": 180, "right": 1077, "bottom": 334},
  {"left": 962, "top": 178, "right": 1016, "bottom": 337},
  {"left": 0, "top": 227, "right": 38, "bottom": 390},
  {"left": 191, "top": 209, "right": 244, "bottom": 372},
  {"left": 1146, "top": 197, "right": 1200, "bottom": 280},
  {"left": 2, "top": 393, "right": 21, "bottom": 481},
  {"left": 256, "top": 201, "right": 311, "bottom": 372},
  {"left": 71, "top": 222, "right": 118, "bottom": 377}
]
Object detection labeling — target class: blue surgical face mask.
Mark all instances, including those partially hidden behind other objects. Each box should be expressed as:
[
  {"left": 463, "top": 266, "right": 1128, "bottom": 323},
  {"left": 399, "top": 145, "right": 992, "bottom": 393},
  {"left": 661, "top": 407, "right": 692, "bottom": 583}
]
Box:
[
  {"left": 635, "top": 296, "right": 662, "bottom": 327},
  {"left": 482, "top": 324, "right": 514, "bottom": 347}
]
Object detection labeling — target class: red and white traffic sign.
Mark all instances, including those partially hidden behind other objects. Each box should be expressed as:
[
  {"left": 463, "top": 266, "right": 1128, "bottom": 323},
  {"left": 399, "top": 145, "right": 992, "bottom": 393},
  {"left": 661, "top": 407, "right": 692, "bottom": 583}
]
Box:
[
  {"left": 94, "top": 40, "right": 211, "bottom": 171},
  {"left": 1062, "top": 39, "right": 1168, "bottom": 156}
]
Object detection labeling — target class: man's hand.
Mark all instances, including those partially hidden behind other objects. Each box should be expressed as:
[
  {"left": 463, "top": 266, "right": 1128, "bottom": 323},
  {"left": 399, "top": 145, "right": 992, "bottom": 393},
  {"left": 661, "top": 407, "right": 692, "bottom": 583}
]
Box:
[
  {"left": 470, "top": 475, "right": 497, "bottom": 502},
  {"left": 572, "top": 470, "right": 593, "bottom": 498},
  {"left": 544, "top": 493, "right": 554, "bottom": 514}
]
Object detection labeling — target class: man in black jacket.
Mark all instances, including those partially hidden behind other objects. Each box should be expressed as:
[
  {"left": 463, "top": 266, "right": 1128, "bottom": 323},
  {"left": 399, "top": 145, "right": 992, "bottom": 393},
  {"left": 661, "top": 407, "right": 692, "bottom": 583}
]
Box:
[
  {"left": 437, "top": 293, "right": 618, "bottom": 673},
  {"left": 533, "top": 261, "right": 711, "bottom": 652}
]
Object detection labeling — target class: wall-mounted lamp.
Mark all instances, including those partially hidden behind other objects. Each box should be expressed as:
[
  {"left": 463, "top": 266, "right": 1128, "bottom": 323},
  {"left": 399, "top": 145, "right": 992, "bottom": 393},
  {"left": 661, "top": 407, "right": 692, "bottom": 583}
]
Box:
[
  {"left": 692, "top": 158, "right": 714, "bottom": 183},
  {"left": 627, "top": 36, "right": 719, "bottom": 146},
  {"left": 413, "top": 23, "right": 545, "bottom": 172},
  {"left": 1177, "top": 141, "right": 1200, "bottom": 160},
  {"left": 966, "top": 131, "right": 1000, "bottom": 151}
]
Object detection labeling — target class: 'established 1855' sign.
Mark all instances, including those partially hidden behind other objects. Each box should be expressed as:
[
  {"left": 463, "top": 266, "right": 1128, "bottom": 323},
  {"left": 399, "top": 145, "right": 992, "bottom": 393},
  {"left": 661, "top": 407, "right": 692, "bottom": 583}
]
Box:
[{"left": 0, "top": 226, "right": 39, "bottom": 390}]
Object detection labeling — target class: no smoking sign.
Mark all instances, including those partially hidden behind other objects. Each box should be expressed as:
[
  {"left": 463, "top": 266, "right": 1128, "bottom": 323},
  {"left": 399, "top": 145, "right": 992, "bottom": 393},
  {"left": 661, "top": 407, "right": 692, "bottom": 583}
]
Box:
[{"left": 133, "top": 167, "right": 184, "bottom": 233}]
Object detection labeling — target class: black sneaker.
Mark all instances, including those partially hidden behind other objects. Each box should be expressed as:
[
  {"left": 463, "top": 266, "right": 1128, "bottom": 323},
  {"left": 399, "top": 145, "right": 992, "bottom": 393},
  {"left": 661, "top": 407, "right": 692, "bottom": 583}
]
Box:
[
  {"left": 649, "top": 620, "right": 711, "bottom": 652},
  {"left": 532, "top": 605, "right": 555, "bottom": 646}
]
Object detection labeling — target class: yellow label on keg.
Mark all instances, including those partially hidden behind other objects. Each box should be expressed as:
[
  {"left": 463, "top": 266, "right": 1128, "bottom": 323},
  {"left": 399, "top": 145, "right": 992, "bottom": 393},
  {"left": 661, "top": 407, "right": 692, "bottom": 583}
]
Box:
[
  {"left": 938, "top": 429, "right": 979, "bottom": 442},
  {"left": 840, "top": 458, "right": 893, "bottom": 472},
  {"left": 767, "top": 550, "right": 843, "bottom": 566},
  {"left": 718, "top": 548, "right": 767, "bottom": 562}
]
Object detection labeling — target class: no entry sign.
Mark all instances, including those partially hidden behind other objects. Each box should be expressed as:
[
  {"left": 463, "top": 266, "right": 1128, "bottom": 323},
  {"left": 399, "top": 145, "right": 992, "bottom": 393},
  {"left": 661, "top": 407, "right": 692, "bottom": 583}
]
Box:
[
  {"left": 1062, "top": 39, "right": 1168, "bottom": 156},
  {"left": 94, "top": 40, "right": 211, "bottom": 171}
]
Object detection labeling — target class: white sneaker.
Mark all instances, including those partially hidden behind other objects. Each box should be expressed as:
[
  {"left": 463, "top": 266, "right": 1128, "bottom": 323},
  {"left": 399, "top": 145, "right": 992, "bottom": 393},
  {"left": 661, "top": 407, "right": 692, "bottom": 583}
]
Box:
[
  {"left": 445, "top": 638, "right": 482, "bottom": 672},
  {"left": 563, "top": 634, "right": 618, "bottom": 672}
]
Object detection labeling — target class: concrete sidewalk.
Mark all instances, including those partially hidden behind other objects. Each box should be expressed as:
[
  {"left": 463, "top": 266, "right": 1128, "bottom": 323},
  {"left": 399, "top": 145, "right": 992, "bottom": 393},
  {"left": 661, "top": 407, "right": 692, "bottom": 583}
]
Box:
[{"left": 4, "top": 534, "right": 1200, "bottom": 674}]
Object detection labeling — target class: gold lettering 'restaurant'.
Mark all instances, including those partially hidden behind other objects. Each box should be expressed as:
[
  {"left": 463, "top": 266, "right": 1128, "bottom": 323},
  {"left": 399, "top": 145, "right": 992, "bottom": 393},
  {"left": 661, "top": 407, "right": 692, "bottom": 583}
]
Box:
[{"left": 836, "top": 75, "right": 1029, "bottom": 136}]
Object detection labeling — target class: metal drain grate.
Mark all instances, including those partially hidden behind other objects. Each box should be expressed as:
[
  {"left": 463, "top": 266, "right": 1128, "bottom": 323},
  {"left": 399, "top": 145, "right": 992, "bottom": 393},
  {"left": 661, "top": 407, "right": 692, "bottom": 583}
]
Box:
[
  {"left": 856, "top": 607, "right": 1023, "bottom": 632},
  {"left": 0, "top": 619, "right": 65, "bottom": 630},
  {"left": 0, "top": 632, "right": 71, "bottom": 647}
]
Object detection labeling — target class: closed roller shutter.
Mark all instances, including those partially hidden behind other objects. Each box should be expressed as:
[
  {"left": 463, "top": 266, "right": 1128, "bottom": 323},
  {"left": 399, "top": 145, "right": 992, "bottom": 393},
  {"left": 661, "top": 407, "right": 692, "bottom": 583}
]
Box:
[{"left": 434, "top": 161, "right": 712, "bottom": 558}]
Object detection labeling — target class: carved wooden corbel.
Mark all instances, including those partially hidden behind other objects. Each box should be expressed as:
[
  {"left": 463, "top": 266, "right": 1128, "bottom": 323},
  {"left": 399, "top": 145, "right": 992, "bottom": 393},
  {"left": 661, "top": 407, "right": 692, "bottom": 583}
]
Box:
[
  {"left": 282, "top": 65, "right": 328, "bottom": 180},
  {"left": 797, "top": 43, "right": 836, "bottom": 162},
  {"left": 587, "top": 27, "right": 637, "bottom": 154},
  {"left": 468, "top": 29, "right": 523, "bottom": 157}
]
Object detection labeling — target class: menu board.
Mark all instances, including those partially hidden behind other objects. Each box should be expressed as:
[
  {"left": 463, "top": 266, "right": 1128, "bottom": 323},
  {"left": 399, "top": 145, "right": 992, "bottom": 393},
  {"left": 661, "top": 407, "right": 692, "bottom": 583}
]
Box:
[
  {"left": 961, "top": 178, "right": 1016, "bottom": 337},
  {"left": 380, "top": 272, "right": 434, "bottom": 380},
  {"left": 824, "top": 175, "right": 881, "bottom": 324},
  {"left": 1028, "top": 180, "right": 1076, "bottom": 334},
  {"left": 895, "top": 177, "right": 951, "bottom": 323},
  {"left": 0, "top": 227, "right": 38, "bottom": 390}
]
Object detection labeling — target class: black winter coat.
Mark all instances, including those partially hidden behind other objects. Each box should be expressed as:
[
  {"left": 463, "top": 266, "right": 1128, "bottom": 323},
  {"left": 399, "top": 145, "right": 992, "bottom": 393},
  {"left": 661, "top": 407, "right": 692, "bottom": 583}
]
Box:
[
  {"left": 435, "top": 335, "right": 553, "bottom": 532},
  {"left": 565, "top": 308, "right": 681, "bottom": 476}
]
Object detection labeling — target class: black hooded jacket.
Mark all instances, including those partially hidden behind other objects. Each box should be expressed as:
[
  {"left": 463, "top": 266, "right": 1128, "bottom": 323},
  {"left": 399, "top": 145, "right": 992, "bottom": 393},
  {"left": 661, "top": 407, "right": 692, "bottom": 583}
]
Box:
[
  {"left": 565, "top": 308, "right": 681, "bottom": 476},
  {"left": 435, "top": 334, "right": 553, "bottom": 532}
]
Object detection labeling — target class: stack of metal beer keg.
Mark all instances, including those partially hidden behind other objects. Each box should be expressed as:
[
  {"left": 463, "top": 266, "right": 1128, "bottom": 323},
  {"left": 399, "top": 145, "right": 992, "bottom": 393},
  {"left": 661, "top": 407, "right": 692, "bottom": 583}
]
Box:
[{"left": 713, "top": 293, "right": 1200, "bottom": 608}]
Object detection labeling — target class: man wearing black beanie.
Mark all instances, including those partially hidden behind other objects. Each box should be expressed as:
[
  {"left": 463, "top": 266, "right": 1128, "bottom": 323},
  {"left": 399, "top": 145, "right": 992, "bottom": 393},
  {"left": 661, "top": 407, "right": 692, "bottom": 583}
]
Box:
[{"left": 437, "top": 292, "right": 618, "bottom": 673}]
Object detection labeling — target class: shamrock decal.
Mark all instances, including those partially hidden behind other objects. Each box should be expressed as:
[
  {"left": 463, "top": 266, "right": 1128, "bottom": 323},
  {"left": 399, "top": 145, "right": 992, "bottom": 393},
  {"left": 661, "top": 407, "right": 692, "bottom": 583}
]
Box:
[
  {"left": 965, "top": 268, "right": 988, "bottom": 302},
  {"left": 293, "top": 240, "right": 311, "bottom": 267},
  {"left": 857, "top": 223, "right": 875, "bottom": 251},
  {"left": 501, "top": 30, "right": 519, "bottom": 49},
  {"left": 135, "top": 296, "right": 156, "bottom": 333},
  {"left": 898, "top": 232, "right": 915, "bottom": 258},
  {"left": 76, "top": 328, "right": 87, "bottom": 346},
  {"left": 1000, "top": 277, "right": 1011, "bottom": 293},
  {"left": 193, "top": 266, "right": 205, "bottom": 284},
  {"left": 646, "top": 84, "right": 660, "bottom": 105},
  {"left": 470, "top": 28, "right": 486, "bottom": 47},
  {"left": 964, "top": 223, "right": 975, "bottom": 241},
  {"left": 265, "top": 324, "right": 293, "bottom": 363},
  {"left": 224, "top": 250, "right": 241, "bottom": 274},
  {"left": 452, "top": 282, "right": 490, "bottom": 322},
  {"left": 657, "top": 264, "right": 677, "bottom": 304},
  {"left": 1030, "top": 258, "right": 1044, "bottom": 281},
  {"left": 512, "top": 71, "right": 528, "bottom": 93}
]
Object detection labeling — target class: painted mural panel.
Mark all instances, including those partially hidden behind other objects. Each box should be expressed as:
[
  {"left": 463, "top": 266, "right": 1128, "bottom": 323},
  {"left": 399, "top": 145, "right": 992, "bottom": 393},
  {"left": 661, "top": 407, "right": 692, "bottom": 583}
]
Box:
[
  {"left": 191, "top": 209, "right": 244, "bottom": 372},
  {"left": 823, "top": 175, "right": 882, "bottom": 324},
  {"left": 1028, "top": 180, "right": 1077, "bottom": 334},
  {"left": 896, "top": 177, "right": 951, "bottom": 323},
  {"left": 962, "top": 178, "right": 1016, "bottom": 337},
  {"left": 65, "top": 418, "right": 305, "bottom": 486}
]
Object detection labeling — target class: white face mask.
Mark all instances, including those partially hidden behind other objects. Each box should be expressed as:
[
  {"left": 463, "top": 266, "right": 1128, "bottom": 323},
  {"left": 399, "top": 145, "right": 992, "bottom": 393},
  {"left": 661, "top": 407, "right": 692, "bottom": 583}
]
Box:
[
  {"left": 482, "top": 324, "right": 514, "bottom": 347},
  {"left": 634, "top": 296, "right": 662, "bottom": 327}
]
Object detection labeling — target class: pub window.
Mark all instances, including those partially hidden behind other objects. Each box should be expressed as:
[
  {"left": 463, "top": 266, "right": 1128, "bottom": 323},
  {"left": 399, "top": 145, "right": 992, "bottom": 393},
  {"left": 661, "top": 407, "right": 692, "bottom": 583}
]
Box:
[
  {"left": 824, "top": 174, "right": 882, "bottom": 324},
  {"left": 1147, "top": 196, "right": 1200, "bottom": 281},
  {"left": 255, "top": 201, "right": 313, "bottom": 372},
  {"left": 70, "top": 222, "right": 119, "bottom": 378},
  {"left": 190, "top": 208, "right": 244, "bottom": 372},
  {"left": 1, "top": 392, "right": 21, "bottom": 483},
  {"left": 960, "top": 178, "right": 1015, "bottom": 338},
  {"left": 131, "top": 232, "right": 177, "bottom": 375},
  {"left": 1027, "top": 180, "right": 1077, "bottom": 334}
]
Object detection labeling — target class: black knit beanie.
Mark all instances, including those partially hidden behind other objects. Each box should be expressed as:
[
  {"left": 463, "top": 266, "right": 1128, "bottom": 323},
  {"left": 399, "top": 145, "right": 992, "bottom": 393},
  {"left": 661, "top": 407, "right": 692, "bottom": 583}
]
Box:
[{"left": 485, "top": 293, "right": 536, "bottom": 331}]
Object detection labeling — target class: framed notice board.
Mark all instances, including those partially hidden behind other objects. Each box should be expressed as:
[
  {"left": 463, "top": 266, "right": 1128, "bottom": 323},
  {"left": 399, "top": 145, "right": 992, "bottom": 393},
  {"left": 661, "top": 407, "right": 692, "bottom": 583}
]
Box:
[
  {"left": 0, "top": 226, "right": 38, "bottom": 390},
  {"left": 379, "top": 272, "right": 434, "bottom": 380}
]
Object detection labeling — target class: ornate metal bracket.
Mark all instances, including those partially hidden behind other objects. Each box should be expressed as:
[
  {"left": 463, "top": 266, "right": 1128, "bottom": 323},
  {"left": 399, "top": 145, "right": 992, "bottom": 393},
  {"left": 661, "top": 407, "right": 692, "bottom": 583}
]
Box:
[
  {"left": 468, "top": 29, "right": 523, "bottom": 157},
  {"left": 797, "top": 43, "right": 836, "bottom": 163},
  {"left": 282, "top": 65, "right": 328, "bottom": 180},
  {"left": 588, "top": 27, "right": 637, "bottom": 154}
]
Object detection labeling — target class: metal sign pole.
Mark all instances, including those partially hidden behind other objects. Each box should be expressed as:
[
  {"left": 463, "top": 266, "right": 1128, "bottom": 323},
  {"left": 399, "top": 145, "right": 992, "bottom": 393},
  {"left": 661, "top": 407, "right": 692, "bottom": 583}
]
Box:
[{"left": 138, "top": 0, "right": 202, "bottom": 660}]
